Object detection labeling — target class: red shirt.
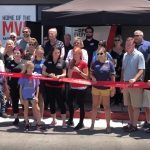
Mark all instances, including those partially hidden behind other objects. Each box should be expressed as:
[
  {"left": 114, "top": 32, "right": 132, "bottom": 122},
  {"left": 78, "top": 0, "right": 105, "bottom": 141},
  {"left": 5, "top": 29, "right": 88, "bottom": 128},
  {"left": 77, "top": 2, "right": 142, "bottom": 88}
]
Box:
[{"left": 71, "top": 60, "right": 88, "bottom": 88}]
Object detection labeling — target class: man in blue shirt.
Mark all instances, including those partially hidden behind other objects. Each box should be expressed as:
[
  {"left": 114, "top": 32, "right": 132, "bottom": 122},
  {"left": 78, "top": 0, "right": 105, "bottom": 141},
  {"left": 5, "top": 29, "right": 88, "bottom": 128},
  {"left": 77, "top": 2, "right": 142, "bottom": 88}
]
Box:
[
  {"left": 134, "top": 30, "right": 150, "bottom": 130},
  {"left": 134, "top": 30, "right": 150, "bottom": 61},
  {"left": 122, "top": 37, "right": 145, "bottom": 132}
]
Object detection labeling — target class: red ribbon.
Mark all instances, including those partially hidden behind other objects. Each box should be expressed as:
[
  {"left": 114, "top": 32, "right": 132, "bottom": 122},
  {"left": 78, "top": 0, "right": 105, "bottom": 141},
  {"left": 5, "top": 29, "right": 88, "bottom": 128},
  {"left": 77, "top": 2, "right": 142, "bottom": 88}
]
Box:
[{"left": 0, "top": 72, "right": 150, "bottom": 88}]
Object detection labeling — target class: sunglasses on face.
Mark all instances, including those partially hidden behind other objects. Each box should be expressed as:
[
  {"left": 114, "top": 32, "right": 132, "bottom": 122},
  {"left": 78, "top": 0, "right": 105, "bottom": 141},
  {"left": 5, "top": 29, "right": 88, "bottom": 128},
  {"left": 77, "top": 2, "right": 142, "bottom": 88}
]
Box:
[
  {"left": 97, "top": 52, "right": 104, "bottom": 56},
  {"left": 98, "top": 43, "right": 103, "bottom": 46},
  {"left": 10, "top": 36, "right": 16, "bottom": 39},
  {"left": 29, "top": 43, "right": 35, "bottom": 46},
  {"left": 22, "top": 31, "right": 28, "bottom": 34},
  {"left": 114, "top": 39, "right": 120, "bottom": 41}
]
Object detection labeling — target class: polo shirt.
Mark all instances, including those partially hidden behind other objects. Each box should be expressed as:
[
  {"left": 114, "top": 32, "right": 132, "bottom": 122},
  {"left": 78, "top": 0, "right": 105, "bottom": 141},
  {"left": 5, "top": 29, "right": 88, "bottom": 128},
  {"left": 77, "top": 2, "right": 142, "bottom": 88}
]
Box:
[
  {"left": 44, "top": 59, "right": 66, "bottom": 87},
  {"left": 6, "top": 59, "right": 24, "bottom": 86},
  {"left": 122, "top": 49, "right": 145, "bottom": 81},
  {"left": 136, "top": 40, "right": 150, "bottom": 61},
  {"left": 91, "top": 60, "right": 115, "bottom": 89}
]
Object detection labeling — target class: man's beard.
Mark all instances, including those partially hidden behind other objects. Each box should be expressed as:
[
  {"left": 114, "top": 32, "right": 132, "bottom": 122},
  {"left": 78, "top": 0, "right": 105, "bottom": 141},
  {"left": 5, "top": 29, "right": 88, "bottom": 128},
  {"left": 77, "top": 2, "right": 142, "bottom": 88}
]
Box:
[
  {"left": 86, "top": 35, "right": 93, "bottom": 39},
  {"left": 24, "top": 34, "right": 30, "bottom": 38}
]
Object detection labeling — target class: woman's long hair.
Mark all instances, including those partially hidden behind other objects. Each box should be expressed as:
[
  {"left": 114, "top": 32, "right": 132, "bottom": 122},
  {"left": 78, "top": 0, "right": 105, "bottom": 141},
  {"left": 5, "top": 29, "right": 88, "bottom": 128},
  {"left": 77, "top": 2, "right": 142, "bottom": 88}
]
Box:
[{"left": 46, "top": 46, "right": 61, "bottom": 61}]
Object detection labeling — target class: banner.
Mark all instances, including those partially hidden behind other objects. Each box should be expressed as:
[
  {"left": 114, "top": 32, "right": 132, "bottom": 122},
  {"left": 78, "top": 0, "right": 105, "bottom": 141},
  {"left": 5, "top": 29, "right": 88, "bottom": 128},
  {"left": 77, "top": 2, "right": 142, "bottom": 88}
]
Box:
[
  {"left": 0, "top": 5, "right": 36, "bottom": 46},
  {"left": 65, "top": 26, "right": 117, "bottom": 50},
  {"left": 0, "top": 72, "right": 150, "bottom": 89}
]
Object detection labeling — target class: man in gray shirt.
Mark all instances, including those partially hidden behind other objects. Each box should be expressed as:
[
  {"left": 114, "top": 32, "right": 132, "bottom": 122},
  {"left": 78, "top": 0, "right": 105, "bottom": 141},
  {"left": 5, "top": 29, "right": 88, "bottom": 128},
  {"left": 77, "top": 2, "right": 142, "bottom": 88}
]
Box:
[
  {"left": 122, "top": 37, "right": 145, "bottom": 132},
  {"left": 16, "top": 27, "right": 31, "bottom": 52}
]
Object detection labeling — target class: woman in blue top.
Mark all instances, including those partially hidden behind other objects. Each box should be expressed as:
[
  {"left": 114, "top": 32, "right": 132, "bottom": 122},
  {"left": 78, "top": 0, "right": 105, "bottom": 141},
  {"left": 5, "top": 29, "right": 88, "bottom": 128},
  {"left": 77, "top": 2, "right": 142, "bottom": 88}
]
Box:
[
  {"left": 90, "top": 47, "right": 116, "bottom": 133},
  {"left": 91, "top": 40, "right": 113, "bottom": 65}
]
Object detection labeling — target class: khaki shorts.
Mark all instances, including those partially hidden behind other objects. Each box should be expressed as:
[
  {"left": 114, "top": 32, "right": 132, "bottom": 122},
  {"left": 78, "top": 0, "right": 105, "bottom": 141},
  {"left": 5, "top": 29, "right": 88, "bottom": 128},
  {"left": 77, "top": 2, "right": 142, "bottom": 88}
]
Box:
[
  {"left": 143, "top": 90, "right": 150, "bottom": 107},
  {"left": 123, "top": 88, "right": 143, "bottom": 107},
  {"left": 92, "top": 87, "right": 111, "bottom": 97}
]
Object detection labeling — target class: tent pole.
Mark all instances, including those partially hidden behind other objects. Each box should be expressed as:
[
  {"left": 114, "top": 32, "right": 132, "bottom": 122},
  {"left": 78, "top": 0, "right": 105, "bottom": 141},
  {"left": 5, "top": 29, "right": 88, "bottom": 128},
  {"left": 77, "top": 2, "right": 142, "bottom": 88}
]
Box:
[{"left": 41, "top": 25, "right": 44, "bottom": 45}]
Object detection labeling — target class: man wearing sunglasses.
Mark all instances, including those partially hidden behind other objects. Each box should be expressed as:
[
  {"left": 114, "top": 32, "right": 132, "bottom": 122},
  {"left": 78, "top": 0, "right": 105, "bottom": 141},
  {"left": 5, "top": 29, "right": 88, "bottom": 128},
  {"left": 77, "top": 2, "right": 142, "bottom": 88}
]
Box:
[
  {"left": 16, "top": 27, "right": 31, "bottom": 52},
  {"left": 10, "top": 32, "right": 17, "bottom": 45}
]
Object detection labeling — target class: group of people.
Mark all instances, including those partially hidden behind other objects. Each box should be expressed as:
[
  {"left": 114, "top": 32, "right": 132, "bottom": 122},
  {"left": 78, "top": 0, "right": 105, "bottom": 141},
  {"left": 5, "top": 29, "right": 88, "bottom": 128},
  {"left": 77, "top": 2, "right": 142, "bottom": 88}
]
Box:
[{"left": 0, "top": 26, "right": 149, "bottom": 133}]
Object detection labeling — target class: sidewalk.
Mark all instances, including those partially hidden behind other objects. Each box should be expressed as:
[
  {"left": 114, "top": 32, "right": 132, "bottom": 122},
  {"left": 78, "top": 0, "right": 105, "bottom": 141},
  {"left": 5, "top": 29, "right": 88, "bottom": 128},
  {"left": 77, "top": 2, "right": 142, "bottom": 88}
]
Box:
[{"left": 6, "top": 102, "right": 146, "bottom": 121}]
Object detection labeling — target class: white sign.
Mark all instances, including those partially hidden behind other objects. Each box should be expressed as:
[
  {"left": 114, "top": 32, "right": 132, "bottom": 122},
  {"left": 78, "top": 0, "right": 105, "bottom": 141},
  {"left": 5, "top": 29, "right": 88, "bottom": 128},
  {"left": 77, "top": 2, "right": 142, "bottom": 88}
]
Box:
[
  {"left": 0, "top": 5, "right": 36, "bottom": 46},
  {"left": 65, "top": 26, "right": 111, "bottom": 44}
]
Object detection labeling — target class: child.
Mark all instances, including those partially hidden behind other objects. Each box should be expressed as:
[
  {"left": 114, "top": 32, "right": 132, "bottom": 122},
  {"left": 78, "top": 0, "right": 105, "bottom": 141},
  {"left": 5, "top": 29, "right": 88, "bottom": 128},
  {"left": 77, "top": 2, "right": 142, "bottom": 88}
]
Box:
[
  {"left": 33, "top": 46, "right": 45, "bottom": 119},
  {"left": 18, "top": 61, "right": 45, "bottom": 131}
]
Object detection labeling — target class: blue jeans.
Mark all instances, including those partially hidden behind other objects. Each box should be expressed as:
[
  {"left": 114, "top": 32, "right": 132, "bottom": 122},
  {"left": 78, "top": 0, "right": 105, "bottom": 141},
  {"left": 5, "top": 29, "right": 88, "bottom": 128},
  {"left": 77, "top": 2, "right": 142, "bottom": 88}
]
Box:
[{"left": 0, "top": 90, "right": 6, "bottom": 114}]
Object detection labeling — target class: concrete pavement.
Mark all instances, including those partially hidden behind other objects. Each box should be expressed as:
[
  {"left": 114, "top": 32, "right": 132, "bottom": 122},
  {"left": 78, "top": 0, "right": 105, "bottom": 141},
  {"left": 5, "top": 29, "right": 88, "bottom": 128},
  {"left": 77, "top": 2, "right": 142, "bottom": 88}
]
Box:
[{"left": 0, "top": 117, "right": 150, "bottom": 150}]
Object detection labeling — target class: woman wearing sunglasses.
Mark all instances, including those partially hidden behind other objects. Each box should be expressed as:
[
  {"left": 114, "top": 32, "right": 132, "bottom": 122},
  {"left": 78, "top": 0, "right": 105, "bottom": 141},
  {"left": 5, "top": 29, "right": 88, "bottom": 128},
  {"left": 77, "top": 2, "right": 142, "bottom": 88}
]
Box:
[
  {"left": 110, "top": 35, "right": 124, "bottom": 105},
  {"left": 91, "top": 40, "right": 113, "bottom": 65},
  {"left": 90, "top": 47, "right": 116, "bottom": 133}
]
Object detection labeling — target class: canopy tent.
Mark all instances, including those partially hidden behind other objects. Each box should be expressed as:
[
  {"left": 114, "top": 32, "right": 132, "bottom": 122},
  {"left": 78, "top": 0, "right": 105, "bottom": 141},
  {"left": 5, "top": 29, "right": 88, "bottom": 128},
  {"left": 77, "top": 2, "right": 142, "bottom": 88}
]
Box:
[{"left": 41, "top": 0, "right": 150, "bottom": 26}]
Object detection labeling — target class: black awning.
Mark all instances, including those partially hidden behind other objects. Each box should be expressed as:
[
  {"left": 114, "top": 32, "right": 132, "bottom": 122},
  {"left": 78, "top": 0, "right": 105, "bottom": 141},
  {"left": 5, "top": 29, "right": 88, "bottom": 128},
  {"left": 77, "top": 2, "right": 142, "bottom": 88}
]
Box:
[{"left": 42, "top": 0, "right": 150, "bottom": 26}]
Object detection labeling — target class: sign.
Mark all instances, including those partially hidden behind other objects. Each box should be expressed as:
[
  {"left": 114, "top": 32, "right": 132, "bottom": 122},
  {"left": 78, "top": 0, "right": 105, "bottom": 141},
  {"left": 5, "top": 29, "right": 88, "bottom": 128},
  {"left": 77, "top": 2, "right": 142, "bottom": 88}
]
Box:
[
  {"left": 65, "top": 26, "right": 111, "bottom": 44},
  {"left": 0, "top": 5, "right": 36, "bottom": 46}
]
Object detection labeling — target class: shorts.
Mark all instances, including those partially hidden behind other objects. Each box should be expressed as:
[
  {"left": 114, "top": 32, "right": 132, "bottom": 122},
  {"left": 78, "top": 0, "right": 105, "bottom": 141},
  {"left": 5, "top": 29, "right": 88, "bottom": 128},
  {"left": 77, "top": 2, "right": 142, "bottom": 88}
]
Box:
[
  {"left": 123, "top": 88, "right": 143, "bottom": 107},
  {"left": 23, "top": 98, "right": 35, "bottom": 101},
  {"left": 143, "top": 90, "right": 150, "bottom": 107},
  {"left": 92, "top": 87, "right": 111, "bottom": 96}
]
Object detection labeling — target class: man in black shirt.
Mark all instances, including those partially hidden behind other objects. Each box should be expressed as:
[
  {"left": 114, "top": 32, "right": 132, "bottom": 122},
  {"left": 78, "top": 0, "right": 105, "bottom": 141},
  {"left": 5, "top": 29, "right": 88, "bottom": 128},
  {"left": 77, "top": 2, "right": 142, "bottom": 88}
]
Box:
[
  {"left": 43, "top": 28, "right": 65, "bottom": 60},
  {"left": 64, "top": 34, "right": 73, "bottom": 60},
  {"left": 83, "top": 26, "right": 99, "bottom": 67}
]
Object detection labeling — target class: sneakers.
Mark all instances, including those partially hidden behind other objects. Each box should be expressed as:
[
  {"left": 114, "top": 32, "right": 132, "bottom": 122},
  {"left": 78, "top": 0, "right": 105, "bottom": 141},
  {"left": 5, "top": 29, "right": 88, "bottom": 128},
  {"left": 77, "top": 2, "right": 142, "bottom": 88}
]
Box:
[
  {"left": 145, "top": 128, "right": 150, "bottom": 133},
  {"left": 62, "top": 122, "right": 67, "bottom": 129},
  {"left": 141, "top": 121, "right": 150, "bottom": 129},
  {"left": 129, "top": 125, "right": 138, "bottom": 132},
  {"left": 31, "top": 120, "right": 37, "bottom": 127},
  {"left": 123, "top": 123, "right": 133, "bottom": 131},
  {"left": 49, "top": 121, "right": 57, "bottom": 127},
  {"left": 36, "top": 124, "right": 46, "bottom": 131},
  {"left": 66, "top": 120, "right": 74, "bottom": 127},
  {"left": 106, "top": 127, "right": 111, "bottom": 134},
  {"left": 74, "top": 123, "right": 84, "bottom": 130},
  {"left": 13, "top": 118, "right": 19, "bottom": 126},
  {"left": 1, "top": 113, "right": 9, "bottom": 118},
  {"left": 25, "top": 124, "right": 30, "bottom": 131},
  {"left": 123, "top": 124, "right": 138, "bottom": 132}
]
